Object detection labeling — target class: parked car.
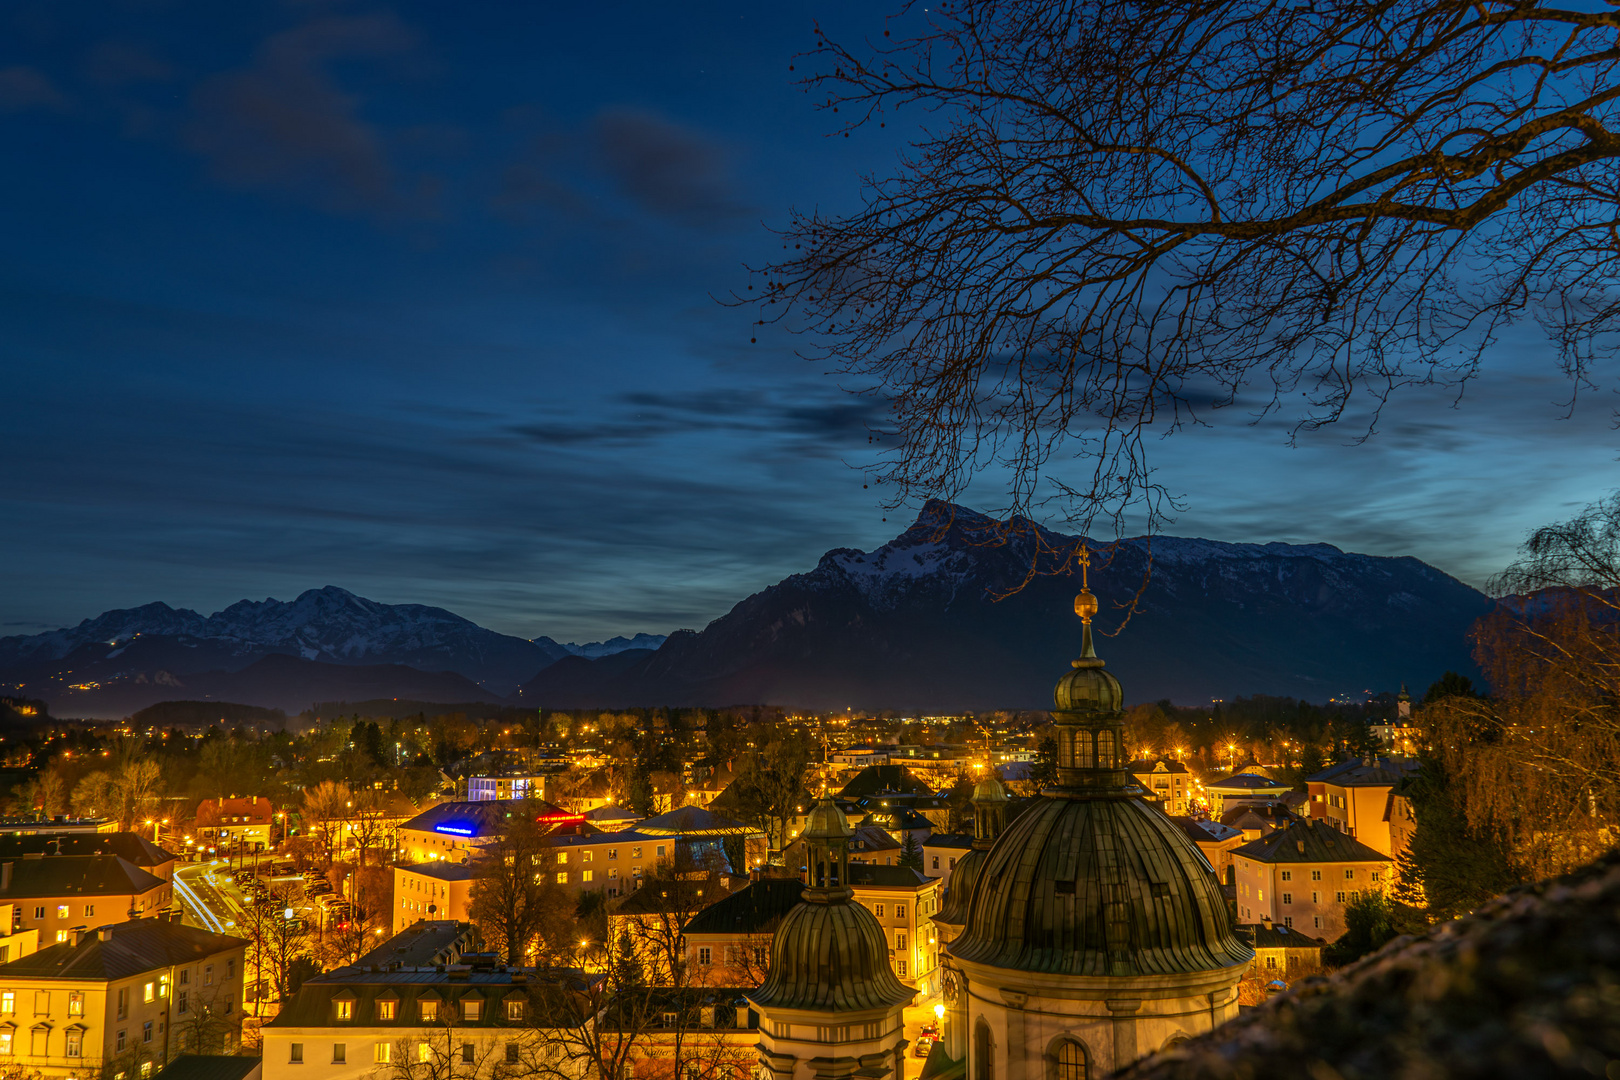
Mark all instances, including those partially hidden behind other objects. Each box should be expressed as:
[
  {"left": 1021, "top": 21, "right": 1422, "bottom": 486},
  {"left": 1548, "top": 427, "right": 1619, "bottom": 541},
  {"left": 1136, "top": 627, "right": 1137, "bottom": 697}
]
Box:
[{"left": 913, "top": 1037, "right": 935, "bottom": 1059}]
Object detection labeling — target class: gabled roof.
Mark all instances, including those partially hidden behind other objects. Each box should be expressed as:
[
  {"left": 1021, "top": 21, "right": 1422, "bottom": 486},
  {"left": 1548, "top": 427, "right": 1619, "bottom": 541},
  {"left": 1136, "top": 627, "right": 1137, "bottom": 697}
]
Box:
[
  {"left": 1129, "top": 759, "right": 1190, "bottom": 775},
  {"left": 1231, "top": 818, "right": 1389, "bottom": 864},
  {"left": 849, "top": 864, "right": 931, "bottom": 889},
  {"left": 837, "top": 764, "right": 932, "bottom": 799},
  {"left": 1168, "top": 816, "right": 1242, "bottom": 843},
  {"left": 1204, "top": 772, "right": 1289, "bottom": 791},
  {"left": 583, "top": 803, "right": 639, "bottom": 822},
  {"left": 847, "top": 826, "right": 901, "bottom": 853},
  {"left": 1238, "top": 922, "right": 1325, "bottom": 950},
  {"left": 923, "top": 833, "right": 975, "bottom": 850},
  {"left": 1307, "top": 757, "right": 1420, "bottom": 788},
  {"left": 0, "top": 918, "right": 246, "bottom": 980},
  {"left": 354, "top": 920, "right": 477, "bottom": 969},
  {"left": 394, "top": 862, "right": 475, "bottom": 883},
  {"left": 682, "top": 878, "right": 804, "bottom": 937},
  {"left": 0, "top": 832, "right": 176, "bottom": 869},
  {"left": 0, "top": 854, "right": 165, "bottom": 899}
]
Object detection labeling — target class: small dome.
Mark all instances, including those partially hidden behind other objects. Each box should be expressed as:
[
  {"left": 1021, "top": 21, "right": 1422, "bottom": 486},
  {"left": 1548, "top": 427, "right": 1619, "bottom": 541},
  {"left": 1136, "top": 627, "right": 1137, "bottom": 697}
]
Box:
[
  {"left": 748, "top": 898, "right": 915, "bottom": 1012},
  {"left": 802, "top": 799, "right": 853, "bottom": 840},
  {"left": 933, "top": 846, "right": 984, "bottom": 929},
  {"left": 949, "top": 795, "right": 1251, "bottom": 978},
  {"left": 972, "top": 773, "right": 1009, "bottom": 804},
  {"left": 1054, "top": 658, "right": 1123, "bottom": 713}
]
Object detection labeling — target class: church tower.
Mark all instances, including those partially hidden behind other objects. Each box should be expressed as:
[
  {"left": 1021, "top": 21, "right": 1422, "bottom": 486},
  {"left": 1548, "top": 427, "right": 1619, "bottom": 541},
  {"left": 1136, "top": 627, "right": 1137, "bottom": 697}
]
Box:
[
  {"left": 945, "top": 551, "right": 1252, "bottom": 1077},
  {"left": 748, "top": 797, "right": 915, "bottom": 1080}
]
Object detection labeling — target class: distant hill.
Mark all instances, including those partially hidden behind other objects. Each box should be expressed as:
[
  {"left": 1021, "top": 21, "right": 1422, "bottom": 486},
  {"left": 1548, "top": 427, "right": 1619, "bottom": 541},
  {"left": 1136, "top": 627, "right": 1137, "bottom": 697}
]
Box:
[
  {"left": 129, "top": 700, "right": 288, "bottom": 729},
  {"left": 520, "top": 501, "right": 1496, "bottom": 711}
]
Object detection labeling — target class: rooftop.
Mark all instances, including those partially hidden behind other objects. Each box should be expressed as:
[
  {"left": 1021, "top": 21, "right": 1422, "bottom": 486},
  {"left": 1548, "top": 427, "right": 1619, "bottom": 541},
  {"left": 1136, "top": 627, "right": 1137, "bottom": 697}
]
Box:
[
  {"left": 394, "top": 862, "right": 476, "bottom": 883},
  {"left": 682, "top": 878, "right": 804, "bottom": 937},
  {"left": 1231, "top": 818, "right": 1389, "bottom": 864},
  {"left": 154, "top": 1055, "right": 262, "bottom": 1080},
  {"left": 837, "top": 764, "right": 933, "bottom": 799},
  {"left": 0, "top": 854, "right": 165, "bottom": 899},
  {"left": 1305, "top": 757, "right": 1420, "bottom": 788},
  {"left": 0, "top": 916, "right": 246, "bottom": 980},
  {"left": 0, "top": 831, "right": 176, "bottom": 868},
  {"left": 354, "top": 920, "right": 477, "bottom": 969},
  {"left": 398, "top": 798, "right": 573, "bottom": 839},
  {"left": 1237, "top": 922, "right": 1325, "bottom": 951}
]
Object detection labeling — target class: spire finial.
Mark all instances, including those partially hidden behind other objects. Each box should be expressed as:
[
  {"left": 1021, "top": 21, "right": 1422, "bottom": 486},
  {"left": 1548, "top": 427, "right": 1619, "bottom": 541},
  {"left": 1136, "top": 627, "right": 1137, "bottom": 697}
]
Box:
[{"left": 1074, "top": 545, "right": 1098, "bottom": 661}]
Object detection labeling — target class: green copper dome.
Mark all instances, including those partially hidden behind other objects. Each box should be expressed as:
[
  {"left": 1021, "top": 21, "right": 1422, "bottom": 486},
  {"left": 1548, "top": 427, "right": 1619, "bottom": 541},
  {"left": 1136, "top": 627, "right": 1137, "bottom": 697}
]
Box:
[
  {"left": 933, "top": 846, "right": 984, "bottom": 930},
  {"left": 748, "top": 896, "right": 916, "bottom": 1013},
  {"left": 971, "top": 773, "right": 1009, "bottom": 804},
  {"left": 948, "top": 795, "right": 1251, "bottom": 977}
]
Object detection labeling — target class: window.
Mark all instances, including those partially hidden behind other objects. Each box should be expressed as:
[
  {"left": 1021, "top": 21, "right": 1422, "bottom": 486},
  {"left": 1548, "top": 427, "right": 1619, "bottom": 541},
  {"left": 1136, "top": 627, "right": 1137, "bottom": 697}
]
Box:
[
  {"left": 656, "top": 845, "right": 666, "bottom": 857},
  {"left": 556, "top": 872, "right": 568, "bottom": 884},
  {"left": 632, "top": 847, "right": 642, "bottom": 858},
  {"left": 609, "top": 868, "right": 619, "bottom": 879},
  {"left": 873, "top": 903, "right": 885, "bottom": 917},
  {"left": 336, "top": 1000, "right": 353, "bottom": 1020},
  {"left": 896, "top": 904, "right": 907, "bottom": 919},
  {"left": 896, "top": 932, "right": 907, "bottom": 951},
  {"left": 69, "top": 992, "right": 83, "bottom": 1016},
  {"left": 0, "top": 1031, "right": 13, "bottom": 1055},
  {"left": 178, "top": 990, "right": 189, "bottom": 1014},
  {"left": 332, "top": 1044, "right": 346, "bottom": 1064},
  {"left": 462, "top": 1043, "right": 475, "bottom": 1063},
  {"left": 377, "top": 1000, "right": 397, "bottom": 1020},
  {"left": 180, "top": 969, "right": 189, "bottom": 985},
  {"left": 141, "top": 1063, "right": 152, "bottom": 1079},
  {"left": 1, "top": 992, "right": 11, "bottom": 1014},
  {"left": 289, "top": 1043, "right": 303, "bottom": 1063},
  {"left": 896, "top": 959, "right": 908, "bottom": 976},
  {"left": 420, "top": 1000, "right": 439, "bottom": 1022},
  {"left": 227, "top": 959, "right": 236, "bottom": 978},
  {"left": 1345, "top": 869, "right": 1355, "bottom": 880},
  {"left": 1313, "top": 916, "right": 1321, "bottom": 929},
  {"left": 1284, "top": 916, "right": 1293, "bottom": 928},
  {"left": 144, "top": 982, "right": 155, "bottom": 1003},
  {"left": 583, "top": 870, "right": 594, "bottom": 883},
  {"left": 418, "top": 1044, "right": 432, "bottom": 1063},
  {"left": 33, "top": 990, "right": 49, "bottom": 1014},
  {"left": 1052, "top": 1037, "right": 1087, "bottom": 1080},
  {"left": 607, "top": 848, "right": 618, "bottom": 860},
  {"left": 1336, "top": 892, "right": 1346, "bottom": 903},
  {"left": 506, "top": 1000, "right": 524, "bottom": 1021},
  {"left": 583, "top": 851, "right": 593, "bottom": 863},
  {"left": 506, "top": 1043, "right": 520, "bottom": 1064},
  {"left": 462, "top": 999, "right": 482, "bottom": 1021},
  {"left": 1281, "top": 871, "right": 1292, "bottom": 882},
  {"left": 117, "top": 1030, "right": 127, "bottom": 1052},
  {"left": 1311, "top": 870, "right": 1322, "bottom": 881},
  {"left": 1265, "top": 955, "right": 1277, "bottom": 969},
  {"left": 143, "top": 1021, "right": 153, "bottom": 1043},
  {"left": 1282, "top": 893, "right": 1292, "bottom": 905},
  {"left": 32, "top": 907, "right": 43, "bottom": 920},
  {"left": 1372, "top": 871, "right": 1382, "bottom": 882},
  {"left": 66, "top": 1031, "right": 82, "bottom": 1058},
  {"left": 375, "top": 1043, "right": 393, "bottom": 1063},
  {"left": 205, "top": 965, "right": 214, "bottom": 985},
  {"left": 84, "top": 903, "right": 95, "bottom": 917},
  {"left": 932, "top": 856, "right": 939, "bottom": 869},
  {"left": 557, "top": 852, "right": 569, "bottom": 864},
  {"left": 55, "top": 931, "right": 67, "bottom": 944},
  {"left": 975, "top": 1020, "right": 994, "bottom": 1080},
  {"left": 56, "top": 905, "right": 68, "bottom": 919},
  {"left": 1312, "top": 892, "right": 1319, "bottom": 904},
  {"left": 698, "top": 946, "right": 712, "bottom": 965}
]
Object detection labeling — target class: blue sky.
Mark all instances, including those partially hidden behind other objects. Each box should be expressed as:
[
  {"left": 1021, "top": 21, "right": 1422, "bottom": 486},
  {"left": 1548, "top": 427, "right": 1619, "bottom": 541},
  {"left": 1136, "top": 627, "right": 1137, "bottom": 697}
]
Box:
[{"left": 2, "top": 0, "right": 1615, "bottom": 642}]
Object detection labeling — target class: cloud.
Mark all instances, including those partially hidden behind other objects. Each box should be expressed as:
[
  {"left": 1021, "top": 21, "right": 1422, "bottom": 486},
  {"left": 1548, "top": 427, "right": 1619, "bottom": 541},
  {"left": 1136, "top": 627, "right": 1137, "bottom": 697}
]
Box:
[
  {"left": 591, "top": 108, "right": 749, "bottom": 226},
  {"left": 184, "top": 14, "right": 417, "bottom": 214},
  {"left": 0, "top": 67, "right": 67, "bottom": 113}
]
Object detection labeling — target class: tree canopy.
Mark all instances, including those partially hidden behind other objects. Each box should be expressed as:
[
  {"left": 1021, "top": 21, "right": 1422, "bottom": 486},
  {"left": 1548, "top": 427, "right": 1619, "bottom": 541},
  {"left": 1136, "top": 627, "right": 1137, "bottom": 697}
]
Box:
[{"left": 757, "top": 0, "right": 1620, "bottom": 538}]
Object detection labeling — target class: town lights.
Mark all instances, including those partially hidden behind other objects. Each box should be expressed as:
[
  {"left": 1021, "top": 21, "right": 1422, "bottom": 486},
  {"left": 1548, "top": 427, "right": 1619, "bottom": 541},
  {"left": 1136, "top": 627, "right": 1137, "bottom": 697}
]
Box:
[{"left": 934, "top": 1003, "right": 945, "bottom": 1022}]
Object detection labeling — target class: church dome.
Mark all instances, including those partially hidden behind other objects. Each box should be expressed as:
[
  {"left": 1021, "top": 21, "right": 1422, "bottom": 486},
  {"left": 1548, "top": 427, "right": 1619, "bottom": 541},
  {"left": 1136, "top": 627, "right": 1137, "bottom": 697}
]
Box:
[
  {"left": 948, "top": 794, "right": 1251, "bottom": 977},
  {"left": 1053, "top": 658, "right": 1124, "bottom": 713},
  {"left": 749, "top": 889, "right": 915, "bottom": 1012},
  {"left": 971, "top": 773, "right": 1009, "bottom": 804},
  {"left": 802, "top": 799, "right": 853, "bottom": 841},
  {"left": 933, "top": 846, "right": 984, "bottom": 929}
]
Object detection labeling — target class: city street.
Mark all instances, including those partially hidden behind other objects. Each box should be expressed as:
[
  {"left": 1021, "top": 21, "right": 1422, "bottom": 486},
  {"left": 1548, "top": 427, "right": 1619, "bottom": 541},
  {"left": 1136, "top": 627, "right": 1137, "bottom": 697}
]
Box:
[{"left": 171, "top": 860, "right": 263, "bottom": 934}]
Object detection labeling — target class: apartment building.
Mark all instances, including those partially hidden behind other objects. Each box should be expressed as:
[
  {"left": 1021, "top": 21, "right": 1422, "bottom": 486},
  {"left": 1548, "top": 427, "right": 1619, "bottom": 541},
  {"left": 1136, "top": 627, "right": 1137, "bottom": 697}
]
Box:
[
  {"left": 681, "top": 878, "right": 803, "bottom": 987},
  {"left": 0, "top": 903, "right": 39, "bottom": 964},
  {"left": 921, "top": 834, "right": 974, "bottom": 887},
  {"left": 0, "top": 834, "right": 178, "bottom": 883},
  {"left": 849, "top": 865, "right": 942, "bottom": 993},
  {"left": 548, "top": 830, "right": 679, "bottom": 899},
  {"left": 1304, "top": 758, "right": 1419, "bottom": 856},
  {"left": 1232, "top": 818, "right": 1393, "bottom": 941},
  {"left": 1129, "top": 758, "right": 1194, "bottom": 815},
  {"left": 1168, "top": 817, "right": 1245, "bottom": 885},
  {"left": 0, "top": 856, "right": 172, "bottom": 943},
  {"left": 391, "top": 863, "right": 474, "bottom": 934},
  {"left": 0, "top": 914, "right": 247, "bottom": 1079},
  {"left": 465, "top": 773, "right": 546, "bottom": 803},
  {"left": 261, "top": 922, "right": 592, "bottom": 1080},
  {"left": 194, "top": 798, "right": 273, "bottom": 852},
  {"left": 394, "top": 800, "right": 575, "bottom": 865}
]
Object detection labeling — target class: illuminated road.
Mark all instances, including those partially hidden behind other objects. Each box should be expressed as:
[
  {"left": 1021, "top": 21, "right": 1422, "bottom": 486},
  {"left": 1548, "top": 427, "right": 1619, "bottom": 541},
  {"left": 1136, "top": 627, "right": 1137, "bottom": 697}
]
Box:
[{"left": 172, "top": 862, "right": 251, "bottom": 934}]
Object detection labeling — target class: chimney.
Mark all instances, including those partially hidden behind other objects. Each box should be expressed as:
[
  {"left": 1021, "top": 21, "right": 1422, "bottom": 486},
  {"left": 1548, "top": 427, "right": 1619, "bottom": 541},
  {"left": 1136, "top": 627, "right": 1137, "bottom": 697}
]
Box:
[
  {"left": 69, "top": 926, "right": 87, "bottom": 947},
  {"left": 97, "top": 926, "right": 114, "bottom": 942}
]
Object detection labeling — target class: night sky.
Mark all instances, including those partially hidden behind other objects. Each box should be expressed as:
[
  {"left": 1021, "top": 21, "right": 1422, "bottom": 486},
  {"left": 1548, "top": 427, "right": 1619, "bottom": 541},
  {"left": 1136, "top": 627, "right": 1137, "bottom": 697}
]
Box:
[{"left": 3, "top": 1, "right": 1615, "bottom": 643}]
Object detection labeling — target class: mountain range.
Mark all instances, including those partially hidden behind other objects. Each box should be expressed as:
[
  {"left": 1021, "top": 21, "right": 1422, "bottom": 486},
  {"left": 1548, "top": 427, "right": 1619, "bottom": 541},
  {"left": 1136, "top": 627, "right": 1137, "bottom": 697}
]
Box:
[{"left": 1, "top": 502, "right": 1497, "bottom": 717}]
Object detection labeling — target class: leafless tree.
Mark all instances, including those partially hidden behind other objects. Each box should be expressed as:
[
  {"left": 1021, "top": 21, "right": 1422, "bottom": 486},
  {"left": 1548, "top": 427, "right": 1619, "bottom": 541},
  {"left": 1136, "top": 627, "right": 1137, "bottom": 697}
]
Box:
[
  {"left": 468, "top": 809, "right": 573, "bottom": 966},
  {"left": 753, "top": 0, "right": 1620, "bottom": 549}
]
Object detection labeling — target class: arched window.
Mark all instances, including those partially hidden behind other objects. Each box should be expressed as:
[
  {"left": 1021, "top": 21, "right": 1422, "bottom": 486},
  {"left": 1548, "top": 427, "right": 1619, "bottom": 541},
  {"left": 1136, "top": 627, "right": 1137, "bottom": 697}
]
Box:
[
  {"left": 1096, "top": 730, "right": 1115, "bottom": 769},
  {"left": 1077, "top": 731, "right": 1095, "bottom": 769},
  {"left": 974, "top": 1019, "right": 993, "bottom": 1080},
  {"left": 1050, "top": 1038, "right": 1087, "bottom": 1080}
]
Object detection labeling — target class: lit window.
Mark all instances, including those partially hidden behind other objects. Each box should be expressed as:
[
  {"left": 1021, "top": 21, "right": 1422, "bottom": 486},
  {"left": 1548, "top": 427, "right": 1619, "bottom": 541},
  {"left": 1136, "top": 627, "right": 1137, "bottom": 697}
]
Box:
[
  {"left": 336, "top": 1001, "right": 353, "bottom": 1020},
  {"left": 419, "top": 1000, "right": 439, "bottom": 1022},
  {"left": 506, "top": 1000, "right": 524, "bottom": 1021},
  {"left": 417, "top": 1044, "right": 432, "bottom": 1063},
  {"left": 68, "top": 993, "right": 83, "bottom": 1016},
  {"left": 556, "top": 872, "right": 568, "bottom": 884},
  {"left": 582, "top": 851, "right": 593, "bottom": 863},
  {"left": 557, "top": 852, "right": 569, "bottom": 864},
  {"left": 0, "top": 1031, "right": 11, "bottom": 1054},
  {"left": 56, "top": 905, "right": 68, "bottom": 920},
  {"left": 66, "top": 1031, "right": 82, "bottom": 1058},
  {"left": 377, "top": 1001, "right": 397, "bottom": 1020},
  {"left": 144, "top": 983, "right": 155, "bottom": 1003},
  {"left": 461, "top": 1000, "right": 481, "bottom": 1022},
  {"left": 141, "top": 1063, "right": 152, "bottom": 1078},
  {"left": 55, "top": 931, "right": 67, "bottom": 944},
  {"left": 375, "top": 1043, "right": 392, "bottom": 1063}
]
